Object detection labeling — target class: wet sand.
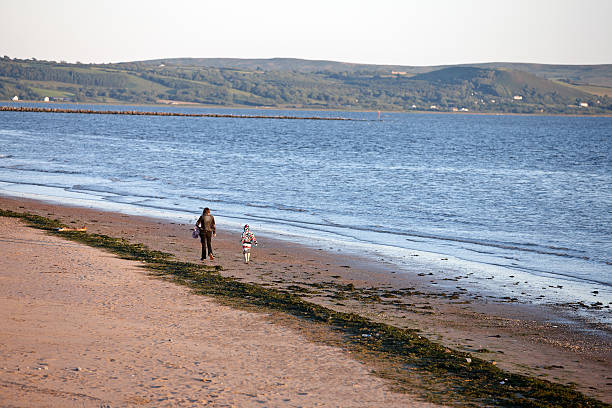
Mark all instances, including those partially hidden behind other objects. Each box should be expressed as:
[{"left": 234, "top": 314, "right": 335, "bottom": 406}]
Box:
[{"left": 1, "top": 196, "right": 610, "bottom": 403}]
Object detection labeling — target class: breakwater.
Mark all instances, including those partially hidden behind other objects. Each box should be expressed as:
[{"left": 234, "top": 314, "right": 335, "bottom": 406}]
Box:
[{"left": 0, "top": 106, "right": 358, "bottom": 121}]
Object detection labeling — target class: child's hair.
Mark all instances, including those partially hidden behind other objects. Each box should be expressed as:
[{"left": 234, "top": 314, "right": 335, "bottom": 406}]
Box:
[{"left": 203, "top": 207, "right": 210, "bottom": 214}]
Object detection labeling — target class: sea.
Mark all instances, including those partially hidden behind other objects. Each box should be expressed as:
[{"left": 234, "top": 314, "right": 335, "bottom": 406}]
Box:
[{"left": 1, "top": 102, "right": 611, "bottom": 325}]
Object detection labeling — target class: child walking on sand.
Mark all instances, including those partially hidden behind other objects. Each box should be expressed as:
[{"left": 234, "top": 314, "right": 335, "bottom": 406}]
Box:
[{"left": 240, "top": 224, "right": 257, "bottom": 263}]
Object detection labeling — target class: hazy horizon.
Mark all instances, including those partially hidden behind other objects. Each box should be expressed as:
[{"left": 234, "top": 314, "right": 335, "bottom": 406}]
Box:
[
  {"left": 117, "top": 57, "right": 612, "bottom": 68},
  {"left": 2, "top": 0, "right": 611, "bottom": 66},
  {"left": 4, "top": 55, "right": 612, "bottom": 69}
]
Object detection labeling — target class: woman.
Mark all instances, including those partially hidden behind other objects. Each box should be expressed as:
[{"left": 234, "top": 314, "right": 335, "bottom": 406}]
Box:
[{"left": 195, "top": 207, "right": 216, "bottom": 261}]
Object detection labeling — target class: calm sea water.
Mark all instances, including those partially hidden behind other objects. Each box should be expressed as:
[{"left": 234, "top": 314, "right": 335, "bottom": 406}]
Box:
[{"left": 1, "top": 103, "right": 611, "bottom": 322}]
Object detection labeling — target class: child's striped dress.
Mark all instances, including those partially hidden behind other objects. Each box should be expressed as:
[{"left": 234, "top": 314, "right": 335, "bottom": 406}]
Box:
[{"left": 241, "top": 225, "right": 257, "bottom": 253}]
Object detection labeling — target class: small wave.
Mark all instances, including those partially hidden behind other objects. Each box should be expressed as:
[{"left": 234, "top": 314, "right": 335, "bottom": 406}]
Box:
[
  {"left": 0, "top": 129, "right": 28, "bottom": 137},
  {"left": 181, "top": 195, "right": 241, "bottom": 205},
  {"left": 464, "top": 247, "right": 496, "bottom": 255},
  {"left": 0, "top": 165, "right": 83, "bottom": 175},
  {"left": 246, "top": 202, "right": 308, "bottom": 213},
  {"left": 0, "top": 179, "right": 66, "bottom": 189},
  {"left": 504, "top": 241, "right": 585, "bottom": 254},
  {"left": 246, "top": 203, "right": 274, "bottom": 209},
  {"left": 109, "top": 200, "right": 194, "bottom": 216},
  {"left": 70, "top": 184, "right": 166, "bottom": 200},
  {"left": 0, "top": 154, "right": 14, "bottom": 159},
  {"left": 277, "top": 205, "right": 308, "bottom": 213},
  {"left": 546, "top": 245, "right": 573, "bottom": 251},
  {"left": 493, "top": 262, "right": 612, "bottom": 287}
]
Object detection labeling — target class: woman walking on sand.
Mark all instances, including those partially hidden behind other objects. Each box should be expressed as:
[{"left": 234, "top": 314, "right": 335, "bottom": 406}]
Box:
[
  {"left": 240, "top": 224, "right": 257, "bottom": 264},
  {"left": 196, "top": 208, "right": 216, "bottom": 261}
]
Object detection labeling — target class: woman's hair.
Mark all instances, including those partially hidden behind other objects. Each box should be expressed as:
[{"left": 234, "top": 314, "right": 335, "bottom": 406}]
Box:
[{"left": 203, "top": 207, "right": 210, "bottom": 214}]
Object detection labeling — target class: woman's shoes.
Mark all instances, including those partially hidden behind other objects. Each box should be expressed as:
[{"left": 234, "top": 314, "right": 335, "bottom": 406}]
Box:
[{"left": 209, "top": 254, "right": 214, "bottom": 261}]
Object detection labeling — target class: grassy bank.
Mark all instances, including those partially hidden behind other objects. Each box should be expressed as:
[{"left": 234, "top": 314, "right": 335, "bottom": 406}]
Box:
[{"left": 2, "top": 208, "right": 608, "bottom": 408}]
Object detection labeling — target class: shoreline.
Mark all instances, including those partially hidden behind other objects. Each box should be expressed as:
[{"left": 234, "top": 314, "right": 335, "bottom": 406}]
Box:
[
  {"left": 4, "top": 100, "right": 612, "bottom": 117},
  {"left": 0, "top": 186, "right": 608, "bottom": 326},
  {"left": 1, "top": 195, "right": 610, "bottom": 403}
]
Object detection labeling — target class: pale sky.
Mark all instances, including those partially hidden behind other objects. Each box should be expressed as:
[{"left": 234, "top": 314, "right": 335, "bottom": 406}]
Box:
[{"left": 1, "top": 0, "right": 611, "bottom": 66}]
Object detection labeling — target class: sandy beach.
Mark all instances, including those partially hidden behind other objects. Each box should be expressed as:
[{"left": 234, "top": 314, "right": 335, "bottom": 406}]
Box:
[
  {"left": 0, "top": 214, "right": 443, "bottom": 407},
  {"left": 0, "top": 196, "right": 610, "bottom": 405}
]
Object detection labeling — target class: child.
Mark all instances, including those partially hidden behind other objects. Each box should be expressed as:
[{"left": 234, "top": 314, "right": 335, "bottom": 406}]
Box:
[{"left": 240, "top": 224, "right": 257, "bottom": 263}]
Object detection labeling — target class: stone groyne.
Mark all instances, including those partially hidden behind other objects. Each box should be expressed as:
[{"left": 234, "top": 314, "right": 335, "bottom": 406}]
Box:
[{"left": 0, "top": 106, "right": 358, "bottom": 121}]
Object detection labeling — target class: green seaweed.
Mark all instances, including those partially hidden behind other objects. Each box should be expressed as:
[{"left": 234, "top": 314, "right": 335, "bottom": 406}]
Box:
[{"left": 1, "top": 208, "right": 608, "bottom": 408}]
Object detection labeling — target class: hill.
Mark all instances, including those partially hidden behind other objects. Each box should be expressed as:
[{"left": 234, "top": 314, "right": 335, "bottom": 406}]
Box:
[
  {"left": 410, "top": 67, "right": 590, "bottom": 99},
  {"left": 138, "top": 57, "right": 378, "bottom": 73},
  {"left": 139, "top": 58, "right": 612, "bottom": 87},
  {"left": 469, "top": 62, "right": 612, "bottom": 88},
  {"left": 1, "top": 56, "right": 610, "bottom": 114}
]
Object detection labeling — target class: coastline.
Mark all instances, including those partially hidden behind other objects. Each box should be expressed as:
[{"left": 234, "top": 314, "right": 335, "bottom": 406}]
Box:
[
  {"left": 1, "top": 195, "right": 610, "bottom": 403},
  {"left": 4, "top": 100, "right": 612, "bottom": 117}
]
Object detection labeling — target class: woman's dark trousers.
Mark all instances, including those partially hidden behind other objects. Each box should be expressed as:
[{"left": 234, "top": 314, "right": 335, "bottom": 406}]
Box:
[{"left": 200, "top": 230, "right": 213, "bottom": 259}]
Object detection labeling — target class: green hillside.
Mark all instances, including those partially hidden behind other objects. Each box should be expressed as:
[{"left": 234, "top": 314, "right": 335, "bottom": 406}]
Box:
[
  {"left": 410, "top": 67, "right": 591, "bottom": 99},
  {"left": 470, "top": 62, "right": 612, "bottom": 87},
  {"left": 139, "top": 57, "right": 376, "bottom": 73},
  {"left": 1, "top": 56, "right": 610, "bottom": 114},
  {"left": 140, "top": 57, "right": 612, "bottom": 87}
]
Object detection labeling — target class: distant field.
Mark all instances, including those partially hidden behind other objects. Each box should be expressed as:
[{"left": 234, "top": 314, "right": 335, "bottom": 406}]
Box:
[
  {"left": 551, "top": 80, "right": 612, "bottom": 97},
  {"left": 116, "top": 72, "right": 172, "bottom": 92},
  {"left": 574, "top": 84, "right": 612, "bottom": 97},
  {"left": 26, "top": 84, "right": 74, "bottom": 98}
]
